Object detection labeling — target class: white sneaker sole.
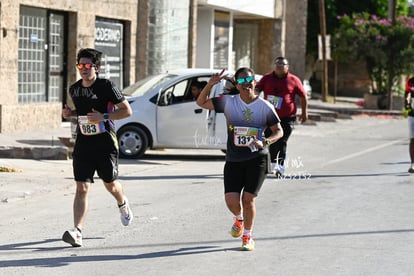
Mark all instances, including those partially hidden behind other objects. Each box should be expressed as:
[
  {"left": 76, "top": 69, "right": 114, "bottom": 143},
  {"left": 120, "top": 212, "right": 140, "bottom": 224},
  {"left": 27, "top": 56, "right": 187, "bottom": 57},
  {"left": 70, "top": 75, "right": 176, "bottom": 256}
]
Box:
[{"left": 62, "top": 231, "right": 82, "bottom": 247}]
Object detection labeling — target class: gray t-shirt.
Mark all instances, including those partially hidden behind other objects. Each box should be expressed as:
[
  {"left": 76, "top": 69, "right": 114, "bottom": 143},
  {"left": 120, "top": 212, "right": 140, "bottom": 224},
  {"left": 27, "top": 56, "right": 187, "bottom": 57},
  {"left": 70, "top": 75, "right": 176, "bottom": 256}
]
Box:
[{"left": 212, "top": 94, "right": 280, "bottom": 162}]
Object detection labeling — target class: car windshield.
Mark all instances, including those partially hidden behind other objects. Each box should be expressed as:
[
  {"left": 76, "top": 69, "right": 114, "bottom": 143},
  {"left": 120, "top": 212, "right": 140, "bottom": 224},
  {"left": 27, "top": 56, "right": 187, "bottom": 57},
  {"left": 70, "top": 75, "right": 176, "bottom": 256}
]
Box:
[{"left": 122, "top": 74, "right": 178, "bottom": 97}]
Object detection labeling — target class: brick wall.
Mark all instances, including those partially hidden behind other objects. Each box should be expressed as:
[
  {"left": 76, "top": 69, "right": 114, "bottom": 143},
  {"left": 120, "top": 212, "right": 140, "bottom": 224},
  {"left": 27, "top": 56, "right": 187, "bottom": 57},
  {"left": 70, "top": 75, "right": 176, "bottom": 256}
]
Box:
[
  {"left": 0, "top": 0, "right": 137, "bottom": 133},
  {"left": 254, "top": 0, "right": 308, "bottom": 80},
  {"left": 285, "top": 0, "right": 308, "bottom": 80},
  {"left": 0, "top": 103, "right": 61, "bottom": 133}
]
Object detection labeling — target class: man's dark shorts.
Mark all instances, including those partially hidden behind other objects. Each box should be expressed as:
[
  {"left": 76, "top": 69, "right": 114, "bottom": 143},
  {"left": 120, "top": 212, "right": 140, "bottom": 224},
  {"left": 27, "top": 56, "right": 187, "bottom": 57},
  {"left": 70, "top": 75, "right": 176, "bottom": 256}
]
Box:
[{"left": 73, "top": 151, "right": 119, "bottom": 183}]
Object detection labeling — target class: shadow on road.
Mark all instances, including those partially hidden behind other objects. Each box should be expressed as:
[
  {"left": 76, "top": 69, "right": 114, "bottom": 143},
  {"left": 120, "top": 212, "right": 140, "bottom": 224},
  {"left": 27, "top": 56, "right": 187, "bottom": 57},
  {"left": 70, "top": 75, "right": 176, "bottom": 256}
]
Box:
[
  {"left": 119, "top": 150, "right": 225, "bottom": 164},
  {"left": 305, "top": 172, "right": 409, "bottom": 179},
  {"left": 1, "top": 228, "right": 414, "bottom": 268},
  {"left": 118, "top": 174, "right": 223, "bottom": 181}
]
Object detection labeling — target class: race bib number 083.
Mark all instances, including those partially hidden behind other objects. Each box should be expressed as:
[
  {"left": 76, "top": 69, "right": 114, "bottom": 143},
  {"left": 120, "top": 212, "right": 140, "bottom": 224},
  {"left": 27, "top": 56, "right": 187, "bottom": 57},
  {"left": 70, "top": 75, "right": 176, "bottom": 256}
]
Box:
[
  {"left": 233, "top": 126, "right": 261, "bottom": 147},
  {"left": 78, "top": 116, "right": 106, "bottom": 136}
]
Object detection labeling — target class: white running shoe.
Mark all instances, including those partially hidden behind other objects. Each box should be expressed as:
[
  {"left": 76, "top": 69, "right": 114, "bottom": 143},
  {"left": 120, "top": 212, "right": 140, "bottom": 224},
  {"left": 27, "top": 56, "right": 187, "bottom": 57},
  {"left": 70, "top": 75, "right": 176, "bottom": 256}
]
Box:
[
  {"left": 62, "top": 228, "right": 82, "bottom": 247},
  {"left": 119, "top": 196, "right": 133, "bottom": 226},
  {"left": 275, "top": 164, "right": 285, "bottom": 177},
  {"left": 271, "top": 163, "right": 285, "bottom": 177},
  {"left": 241, "top": 235, "right": 255, "bottom": 251}
]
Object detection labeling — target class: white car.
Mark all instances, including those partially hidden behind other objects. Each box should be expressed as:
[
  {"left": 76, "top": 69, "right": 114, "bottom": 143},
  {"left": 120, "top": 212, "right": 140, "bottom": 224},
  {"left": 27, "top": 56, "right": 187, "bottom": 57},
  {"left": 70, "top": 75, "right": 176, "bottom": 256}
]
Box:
[{"left": 116, "top": 68, "right": 234, "bottom": 159}]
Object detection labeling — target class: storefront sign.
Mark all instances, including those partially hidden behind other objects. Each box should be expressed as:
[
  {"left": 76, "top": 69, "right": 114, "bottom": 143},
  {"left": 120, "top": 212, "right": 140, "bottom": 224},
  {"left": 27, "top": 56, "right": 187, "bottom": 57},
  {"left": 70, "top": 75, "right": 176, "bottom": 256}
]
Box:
[{"left": 95, "top": 19, "right": 124, "bottom": 89}]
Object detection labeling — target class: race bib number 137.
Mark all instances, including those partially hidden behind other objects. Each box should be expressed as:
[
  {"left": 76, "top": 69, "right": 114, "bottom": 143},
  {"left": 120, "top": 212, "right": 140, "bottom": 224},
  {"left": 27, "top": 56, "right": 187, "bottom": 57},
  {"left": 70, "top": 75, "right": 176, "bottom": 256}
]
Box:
[
  {"left": 233, "top": 126, "right": 261, "bottom": 147},
  {"left": 78, "top": 116, "right": 106, "bottom": 136}
]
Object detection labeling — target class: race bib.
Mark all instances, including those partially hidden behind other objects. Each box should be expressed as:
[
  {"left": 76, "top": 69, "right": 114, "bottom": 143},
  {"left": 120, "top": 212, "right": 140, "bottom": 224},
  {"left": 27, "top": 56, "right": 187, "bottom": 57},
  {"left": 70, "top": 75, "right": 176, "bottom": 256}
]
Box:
[
  {"left": 267, "top": 95, "right": 283, "bottom": 109},
  {"left": 78, "top": 116, "right": 106, "bottom": 136},
  {"left": 233, "top": 126, "right": 261, "bottom": 147}
]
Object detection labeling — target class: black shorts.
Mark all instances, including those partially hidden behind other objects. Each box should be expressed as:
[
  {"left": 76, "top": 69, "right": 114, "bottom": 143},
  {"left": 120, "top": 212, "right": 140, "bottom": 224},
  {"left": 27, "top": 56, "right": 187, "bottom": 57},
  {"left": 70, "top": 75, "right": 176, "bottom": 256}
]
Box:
[
  {"left": 73, "top": 151, "right": 119, "bottom": 183},
  {"left": 223, "top": 155, "right": 267, "bottom": 196}
]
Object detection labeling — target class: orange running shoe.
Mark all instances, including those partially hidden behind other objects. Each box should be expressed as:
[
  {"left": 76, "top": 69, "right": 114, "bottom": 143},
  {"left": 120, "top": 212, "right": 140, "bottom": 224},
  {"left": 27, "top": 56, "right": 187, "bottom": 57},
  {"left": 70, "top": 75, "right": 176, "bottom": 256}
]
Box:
[
  {"left": 241, "top": 235, "right": 255, "bottom": 251},
  {"left": 230, "top": 217, "right": 243, "bottom": 238}
]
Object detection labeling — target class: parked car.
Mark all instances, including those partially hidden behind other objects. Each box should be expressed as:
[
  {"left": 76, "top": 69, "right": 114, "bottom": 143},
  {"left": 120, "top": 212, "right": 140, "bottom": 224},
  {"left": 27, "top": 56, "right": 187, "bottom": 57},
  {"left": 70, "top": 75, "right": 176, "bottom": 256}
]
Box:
[{"left": 115, "top": 68, "right": 235, "bottom": 159}]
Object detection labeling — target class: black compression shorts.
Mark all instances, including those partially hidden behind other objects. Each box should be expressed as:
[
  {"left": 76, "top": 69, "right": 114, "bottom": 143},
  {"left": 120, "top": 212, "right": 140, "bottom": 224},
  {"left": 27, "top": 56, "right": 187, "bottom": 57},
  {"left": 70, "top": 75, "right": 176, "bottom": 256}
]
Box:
[{"left": 223, "top": 155, "right": 267, "bottom": 196}]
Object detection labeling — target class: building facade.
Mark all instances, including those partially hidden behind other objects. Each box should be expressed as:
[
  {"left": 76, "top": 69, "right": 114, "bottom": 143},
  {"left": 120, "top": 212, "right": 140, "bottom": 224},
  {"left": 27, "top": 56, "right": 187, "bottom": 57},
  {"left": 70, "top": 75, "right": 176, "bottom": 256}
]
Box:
[
  {"left": 0, "top": 0, "right": 307, "bottom": 133},
  {"left": 0, "top": 0, "right": 138, "bottom": 133},
  {"left": 136, "top": 0, "right": 308, "bottom": 79}
]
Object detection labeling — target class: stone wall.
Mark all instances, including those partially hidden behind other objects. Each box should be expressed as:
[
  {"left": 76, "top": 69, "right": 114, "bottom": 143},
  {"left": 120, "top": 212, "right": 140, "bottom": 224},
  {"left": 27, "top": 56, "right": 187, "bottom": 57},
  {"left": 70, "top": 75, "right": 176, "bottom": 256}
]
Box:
[
  {"left": 311, "top": 61, "right": 372, "bottom": 98},
  {"left": 0, "top": 0, "right": 137, "bottom": 133},
  {"left": 285, "top": 0, "right": 308, "bottom": 80},
  {"left": 0, "top": 0, "right": 19, "bottom": 105},
  {"left": 0, "top": 103, "right": 61, "bottom": 133},
  {"left": 254, "top": 0, "right": 308, "bottom": 79}
]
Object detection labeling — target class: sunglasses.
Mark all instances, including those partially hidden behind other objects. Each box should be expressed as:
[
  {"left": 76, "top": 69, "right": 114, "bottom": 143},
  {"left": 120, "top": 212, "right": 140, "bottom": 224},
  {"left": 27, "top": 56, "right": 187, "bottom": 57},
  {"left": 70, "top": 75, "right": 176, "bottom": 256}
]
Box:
[
  {"left": 76, "top": 63, "right": 96, "bottom": 70},
  {"left": 274, "top": 62, "right": 288, "bottom": 66},
  {"left": 236, "top": 76, "right": 254, "bottom": 85}
]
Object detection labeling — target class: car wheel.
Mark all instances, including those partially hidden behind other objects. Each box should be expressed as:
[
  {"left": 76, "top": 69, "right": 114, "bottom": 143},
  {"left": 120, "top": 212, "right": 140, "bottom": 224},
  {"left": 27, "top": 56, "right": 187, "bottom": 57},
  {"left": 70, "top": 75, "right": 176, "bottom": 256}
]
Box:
[{"left": 118, "top": 125, "right": 148, "bottom": 159}]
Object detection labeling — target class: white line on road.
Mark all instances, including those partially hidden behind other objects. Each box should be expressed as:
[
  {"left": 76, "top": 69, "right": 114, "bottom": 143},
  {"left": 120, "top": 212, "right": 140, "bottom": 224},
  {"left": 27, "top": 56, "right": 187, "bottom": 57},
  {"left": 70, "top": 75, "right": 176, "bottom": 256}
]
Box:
[{"left": 322, "top": 138, "right": 405, "bottom": 167}]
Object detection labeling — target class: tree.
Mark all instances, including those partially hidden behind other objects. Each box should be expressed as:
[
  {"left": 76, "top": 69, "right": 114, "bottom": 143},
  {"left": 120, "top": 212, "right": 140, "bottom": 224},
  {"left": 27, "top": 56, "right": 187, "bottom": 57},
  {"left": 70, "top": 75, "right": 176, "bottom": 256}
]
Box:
[
  {"left": 306, "top": 1, "right": 408, "bottom": 71},
  {"left": 307, "top": 0, "right": 408, "bottom": 56},
  {"left": 332, "top": 13, "right": 414, "bottom": 99},
  {"left": 306, "top": 1, "right": 411, "bottom": 109}
]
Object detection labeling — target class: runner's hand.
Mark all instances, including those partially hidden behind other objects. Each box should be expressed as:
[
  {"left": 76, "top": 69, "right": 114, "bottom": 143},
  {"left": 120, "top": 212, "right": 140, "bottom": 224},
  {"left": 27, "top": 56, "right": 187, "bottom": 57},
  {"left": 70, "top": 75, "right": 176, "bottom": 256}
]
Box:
[
  {"left": 87, "top": 109, "right": 104, "bottom": 122},
  {"left": 62, "top": 104, "right": 72, "bottom": 119},
  {"left": 208, "top": 69, "right": 227, "bottom": 86}
]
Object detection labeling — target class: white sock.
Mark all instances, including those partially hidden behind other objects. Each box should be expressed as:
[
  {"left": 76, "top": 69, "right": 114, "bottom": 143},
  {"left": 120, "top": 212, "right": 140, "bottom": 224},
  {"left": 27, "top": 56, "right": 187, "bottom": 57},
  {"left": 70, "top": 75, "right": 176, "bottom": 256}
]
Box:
[
  {"left": 243, "top": 229, "right": 252, "bottom": 237},
  {"left": 236, "top": 214, "right": 243, "bottom": 221}
]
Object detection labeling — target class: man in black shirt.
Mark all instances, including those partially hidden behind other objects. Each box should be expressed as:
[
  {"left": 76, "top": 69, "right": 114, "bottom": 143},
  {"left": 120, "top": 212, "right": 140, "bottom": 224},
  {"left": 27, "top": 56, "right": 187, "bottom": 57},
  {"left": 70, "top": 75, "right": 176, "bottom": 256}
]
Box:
[{"left": 61, "top": 48, "right": 133, "bottom": 247}]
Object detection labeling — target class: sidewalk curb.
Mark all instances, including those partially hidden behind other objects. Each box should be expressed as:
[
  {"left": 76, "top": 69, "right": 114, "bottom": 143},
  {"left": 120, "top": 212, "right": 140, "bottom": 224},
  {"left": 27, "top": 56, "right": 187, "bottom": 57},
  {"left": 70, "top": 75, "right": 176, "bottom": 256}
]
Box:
[
  {"left": 308, "top": 104, "right": 402, "bottom": 117},
  {"left": 0, "top": 146, "right": 69, "bottom": 160}
]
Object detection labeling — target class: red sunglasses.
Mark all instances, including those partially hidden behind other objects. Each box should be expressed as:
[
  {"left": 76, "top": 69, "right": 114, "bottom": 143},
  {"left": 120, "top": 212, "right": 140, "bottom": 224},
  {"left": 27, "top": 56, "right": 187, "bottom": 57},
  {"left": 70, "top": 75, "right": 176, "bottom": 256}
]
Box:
[{"left": 76, "top": 63, "right": 96, "bottom": 70}]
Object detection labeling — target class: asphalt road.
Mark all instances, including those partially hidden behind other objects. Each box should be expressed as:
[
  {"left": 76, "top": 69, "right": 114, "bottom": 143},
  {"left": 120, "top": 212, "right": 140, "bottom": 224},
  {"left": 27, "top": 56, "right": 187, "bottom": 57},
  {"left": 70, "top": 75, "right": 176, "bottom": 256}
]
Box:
[{"left": 1, "top": 115, "right": 413, "bottom": 275}]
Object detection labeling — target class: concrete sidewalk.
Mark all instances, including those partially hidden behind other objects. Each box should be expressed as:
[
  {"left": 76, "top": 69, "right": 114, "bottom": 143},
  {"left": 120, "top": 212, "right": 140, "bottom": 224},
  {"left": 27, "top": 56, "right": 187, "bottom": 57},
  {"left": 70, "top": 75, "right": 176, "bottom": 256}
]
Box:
[
  {"left": 0, "top": 98, "right": 403, "bottom": 161},
  {"left": 0, "top": 122, "right": 71, "bottom": 161},
  {"left": 308, "top": 96, "right": 402, "bottom": 117}
]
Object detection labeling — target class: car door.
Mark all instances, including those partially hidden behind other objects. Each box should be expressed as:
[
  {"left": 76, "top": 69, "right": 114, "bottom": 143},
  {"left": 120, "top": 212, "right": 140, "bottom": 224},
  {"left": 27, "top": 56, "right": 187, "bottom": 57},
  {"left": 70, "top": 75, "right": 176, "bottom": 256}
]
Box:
[
  {"left": 206, "top": 80, "right": 227, "bottom": 148},
  {"left": 157, "top": 78, "right": 210, "bottom": 147}
]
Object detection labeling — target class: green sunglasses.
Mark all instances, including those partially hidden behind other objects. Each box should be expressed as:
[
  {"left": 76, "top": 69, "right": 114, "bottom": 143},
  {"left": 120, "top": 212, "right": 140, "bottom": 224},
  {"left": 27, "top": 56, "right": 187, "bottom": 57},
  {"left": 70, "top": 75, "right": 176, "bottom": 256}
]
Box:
[{"left": 236, "top": 76, "right": 254, "bottom": 85}]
